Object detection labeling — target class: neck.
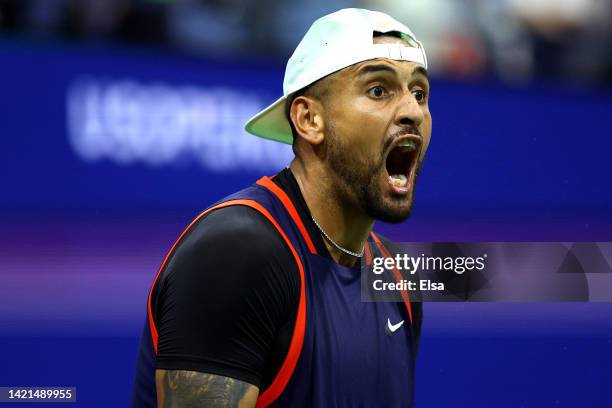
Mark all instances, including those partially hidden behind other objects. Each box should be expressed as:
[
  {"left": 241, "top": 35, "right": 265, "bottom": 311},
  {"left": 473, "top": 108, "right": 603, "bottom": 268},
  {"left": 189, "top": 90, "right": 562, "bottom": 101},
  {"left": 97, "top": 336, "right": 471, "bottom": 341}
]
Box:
[{"left": 290, "top": 159, "right": 374, "bottom": 267}]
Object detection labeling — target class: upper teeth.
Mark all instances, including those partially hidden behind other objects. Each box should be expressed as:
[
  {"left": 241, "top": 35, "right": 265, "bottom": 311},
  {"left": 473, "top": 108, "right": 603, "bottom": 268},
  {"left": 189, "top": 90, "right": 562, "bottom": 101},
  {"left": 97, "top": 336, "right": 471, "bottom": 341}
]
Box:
[{"left": 398, "top": 140, "right": 416, "bottom": 152}]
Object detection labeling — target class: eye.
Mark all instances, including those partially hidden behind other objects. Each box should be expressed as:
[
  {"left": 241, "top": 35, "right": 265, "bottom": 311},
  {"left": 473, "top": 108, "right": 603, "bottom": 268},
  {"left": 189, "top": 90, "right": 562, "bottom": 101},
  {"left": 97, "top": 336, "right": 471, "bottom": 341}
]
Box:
[
  {"left": 367, "top": 86, "right": 387, "bottom": 98},
  {"left": 412, "top": 89, "right": 428, "bottom": 103}
]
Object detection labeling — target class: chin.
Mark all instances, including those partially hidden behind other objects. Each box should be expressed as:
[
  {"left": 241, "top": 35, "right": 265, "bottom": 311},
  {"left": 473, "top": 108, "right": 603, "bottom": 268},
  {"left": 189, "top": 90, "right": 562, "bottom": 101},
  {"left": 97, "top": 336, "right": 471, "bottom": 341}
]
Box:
[
  {"left": 366, "top": 195, "right": 414, "bottom": 223},
  {"left": 377, "top": 208, "right": 412, "bottom": 224}
]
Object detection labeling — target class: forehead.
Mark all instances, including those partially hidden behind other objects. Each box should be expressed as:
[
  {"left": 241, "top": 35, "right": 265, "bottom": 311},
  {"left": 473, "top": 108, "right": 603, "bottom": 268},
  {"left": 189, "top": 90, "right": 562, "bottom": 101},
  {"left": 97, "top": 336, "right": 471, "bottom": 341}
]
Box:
[
  {"left": 340, "top": 58, "right": 428, "bottom": 84},
  {"left": 340, "top": 35, "right": 428, "bottom": 81}
]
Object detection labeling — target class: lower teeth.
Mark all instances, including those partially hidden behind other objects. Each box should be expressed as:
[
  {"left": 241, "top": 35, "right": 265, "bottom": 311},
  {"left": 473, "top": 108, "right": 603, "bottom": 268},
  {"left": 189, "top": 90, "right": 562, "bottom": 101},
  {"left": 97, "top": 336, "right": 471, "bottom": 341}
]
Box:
[{"left": 389, "top": 174, "right": 408, "bottom": 187}]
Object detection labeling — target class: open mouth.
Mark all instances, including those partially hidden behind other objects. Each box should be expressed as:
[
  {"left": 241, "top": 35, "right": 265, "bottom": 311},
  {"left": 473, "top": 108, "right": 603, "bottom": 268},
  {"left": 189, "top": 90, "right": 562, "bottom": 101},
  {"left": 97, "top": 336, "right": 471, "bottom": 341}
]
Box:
[{"left": 384, "top": 135, "right": 421, "bottom": 192}]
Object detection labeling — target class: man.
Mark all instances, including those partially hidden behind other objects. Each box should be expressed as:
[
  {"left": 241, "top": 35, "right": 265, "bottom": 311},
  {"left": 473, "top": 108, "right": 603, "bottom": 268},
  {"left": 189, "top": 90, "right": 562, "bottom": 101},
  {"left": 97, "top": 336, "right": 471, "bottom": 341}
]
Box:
[{"left": 133, "top": 8, "right": 431, "bottom": 407}]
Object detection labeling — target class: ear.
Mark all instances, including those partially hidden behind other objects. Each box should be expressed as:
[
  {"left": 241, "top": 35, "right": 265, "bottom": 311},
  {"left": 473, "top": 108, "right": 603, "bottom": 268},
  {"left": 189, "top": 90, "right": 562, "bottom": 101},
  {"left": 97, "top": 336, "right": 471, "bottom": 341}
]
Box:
[{"left": 290, "top": 96, "right": 325, "bottom": 145}]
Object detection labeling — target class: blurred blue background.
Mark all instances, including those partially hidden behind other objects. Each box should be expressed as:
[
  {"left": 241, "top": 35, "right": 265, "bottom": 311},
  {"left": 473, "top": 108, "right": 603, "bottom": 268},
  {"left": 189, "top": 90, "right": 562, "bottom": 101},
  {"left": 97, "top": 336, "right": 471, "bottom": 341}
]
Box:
[{"left": 1, "top": 0, "right": 611, "bottom": 407}]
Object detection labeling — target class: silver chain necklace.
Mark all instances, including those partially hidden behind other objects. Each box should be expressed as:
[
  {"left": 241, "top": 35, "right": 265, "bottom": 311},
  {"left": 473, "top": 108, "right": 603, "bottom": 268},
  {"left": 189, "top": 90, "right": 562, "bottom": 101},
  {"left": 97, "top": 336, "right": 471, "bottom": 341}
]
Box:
[{"left": 310, "top": 215, "right": 365, "bottom": 258}]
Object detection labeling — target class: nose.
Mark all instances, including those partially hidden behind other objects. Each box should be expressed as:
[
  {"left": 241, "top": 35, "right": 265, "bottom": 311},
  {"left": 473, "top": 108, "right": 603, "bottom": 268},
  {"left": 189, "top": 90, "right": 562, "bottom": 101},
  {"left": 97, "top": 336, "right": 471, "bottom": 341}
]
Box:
[{"left": 395, "top": 91, "right": 424, "bottom": 128}]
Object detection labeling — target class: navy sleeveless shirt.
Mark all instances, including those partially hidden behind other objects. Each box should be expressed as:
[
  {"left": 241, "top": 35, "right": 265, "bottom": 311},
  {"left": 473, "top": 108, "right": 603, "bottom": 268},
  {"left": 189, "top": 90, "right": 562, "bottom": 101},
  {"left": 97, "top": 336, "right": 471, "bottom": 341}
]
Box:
[{"left": 133, "top": 176, "right": 422, "bottom": 407}]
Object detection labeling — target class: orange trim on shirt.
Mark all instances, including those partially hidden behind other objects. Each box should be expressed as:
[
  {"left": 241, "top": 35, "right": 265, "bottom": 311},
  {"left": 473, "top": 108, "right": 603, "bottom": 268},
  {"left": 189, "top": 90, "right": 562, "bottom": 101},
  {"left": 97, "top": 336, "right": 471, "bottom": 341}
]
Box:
[
  {"left": 256, "top": 176, "right": 318, "bottom": 255},
  {"left": 364, "top": 240, "right": 373, "bottom": 266},
  {"left": 370, "top": 232, "right": 413, "bottom": 325},
  {"left": 147, "top": 199, "right": 307, "bottom": 407}
]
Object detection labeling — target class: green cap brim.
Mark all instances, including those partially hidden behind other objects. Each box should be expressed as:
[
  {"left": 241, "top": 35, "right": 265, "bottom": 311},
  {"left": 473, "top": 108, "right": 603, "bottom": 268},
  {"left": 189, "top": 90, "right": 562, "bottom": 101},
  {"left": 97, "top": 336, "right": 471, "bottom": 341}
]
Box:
[{"left": 244, "top": 95, "right": 293, "bottom": 144}]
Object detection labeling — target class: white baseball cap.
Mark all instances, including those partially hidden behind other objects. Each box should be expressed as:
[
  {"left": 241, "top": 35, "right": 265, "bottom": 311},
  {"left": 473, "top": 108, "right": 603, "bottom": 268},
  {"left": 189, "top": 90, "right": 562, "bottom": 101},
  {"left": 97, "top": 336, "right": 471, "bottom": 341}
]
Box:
[{"left": 244, "top": 8, "right": 428, "bottom": 144}]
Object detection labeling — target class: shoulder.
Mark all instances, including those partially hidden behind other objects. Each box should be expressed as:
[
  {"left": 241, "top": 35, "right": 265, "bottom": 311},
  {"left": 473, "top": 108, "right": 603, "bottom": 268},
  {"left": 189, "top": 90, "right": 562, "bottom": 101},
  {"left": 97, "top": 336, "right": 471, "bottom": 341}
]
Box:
[
  {"left": 153, "top": 203, "right": 301, "bottom": 323},
  {"left": 155, "top": 204, "right": 301, "bottom": 296},
  {"left": 179, "top": 204, "right": 289, "bottom": 260}
]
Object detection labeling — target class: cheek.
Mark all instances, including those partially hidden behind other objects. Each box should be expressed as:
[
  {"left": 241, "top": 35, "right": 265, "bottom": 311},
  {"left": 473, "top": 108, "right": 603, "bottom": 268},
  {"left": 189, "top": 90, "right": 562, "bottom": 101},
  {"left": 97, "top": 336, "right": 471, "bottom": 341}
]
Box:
[
  {"left": 419, "top": 112, "right": 433, "bottom": 160},
  {"left": 331, "top": 108, "right": 387, "bottom": 156}
]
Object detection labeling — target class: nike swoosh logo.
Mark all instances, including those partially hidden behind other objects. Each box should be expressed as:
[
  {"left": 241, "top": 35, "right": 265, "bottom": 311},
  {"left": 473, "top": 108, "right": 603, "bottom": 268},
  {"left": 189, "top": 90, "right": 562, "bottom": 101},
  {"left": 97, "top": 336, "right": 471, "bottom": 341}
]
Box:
[{"left": 386, "top": 318, "right": 404, "bottom": 335}]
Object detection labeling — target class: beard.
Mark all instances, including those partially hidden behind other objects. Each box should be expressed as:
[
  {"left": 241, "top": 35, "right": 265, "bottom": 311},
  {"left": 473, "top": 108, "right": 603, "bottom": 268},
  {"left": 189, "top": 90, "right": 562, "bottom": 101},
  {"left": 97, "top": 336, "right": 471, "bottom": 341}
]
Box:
[{"left": 324, "top": 122, "right": 415, "bottom": 223}]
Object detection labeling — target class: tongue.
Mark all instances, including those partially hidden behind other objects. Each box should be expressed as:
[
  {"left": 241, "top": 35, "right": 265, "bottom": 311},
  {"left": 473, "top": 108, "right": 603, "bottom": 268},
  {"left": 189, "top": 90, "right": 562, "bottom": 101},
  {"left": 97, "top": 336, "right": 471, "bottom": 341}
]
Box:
[{"left": 389, "top": 174, "right": 408, "bottom": 188}]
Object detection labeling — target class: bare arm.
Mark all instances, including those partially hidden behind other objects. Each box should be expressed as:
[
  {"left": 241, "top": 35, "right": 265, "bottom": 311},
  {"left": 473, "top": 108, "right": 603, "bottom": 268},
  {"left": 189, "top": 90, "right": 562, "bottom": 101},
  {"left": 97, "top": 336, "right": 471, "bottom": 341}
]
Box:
[{"left": 156, "top": 369, "right": 259, "bottom": 408}]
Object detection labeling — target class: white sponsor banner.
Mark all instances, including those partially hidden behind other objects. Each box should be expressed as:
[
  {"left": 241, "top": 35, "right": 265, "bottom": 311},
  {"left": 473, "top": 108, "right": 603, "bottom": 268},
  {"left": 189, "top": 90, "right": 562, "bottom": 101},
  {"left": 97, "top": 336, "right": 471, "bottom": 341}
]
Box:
[{"left": 66, "top": 77, "right": 292, "bottom": 172}]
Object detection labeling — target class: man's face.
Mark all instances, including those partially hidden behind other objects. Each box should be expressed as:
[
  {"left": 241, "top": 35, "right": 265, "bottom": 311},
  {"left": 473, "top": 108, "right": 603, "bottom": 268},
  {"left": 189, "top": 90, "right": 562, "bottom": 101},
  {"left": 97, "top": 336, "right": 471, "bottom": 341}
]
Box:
[{"left": 322, "top": 36, "right": 432, "bottom": 223}]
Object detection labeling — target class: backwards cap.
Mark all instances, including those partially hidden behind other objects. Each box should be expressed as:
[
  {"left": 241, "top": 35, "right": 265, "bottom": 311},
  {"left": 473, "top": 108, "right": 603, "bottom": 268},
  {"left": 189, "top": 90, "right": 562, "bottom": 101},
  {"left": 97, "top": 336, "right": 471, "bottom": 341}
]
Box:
[{"left": 244, "top": 8, "right": 427, "bottom": 144}]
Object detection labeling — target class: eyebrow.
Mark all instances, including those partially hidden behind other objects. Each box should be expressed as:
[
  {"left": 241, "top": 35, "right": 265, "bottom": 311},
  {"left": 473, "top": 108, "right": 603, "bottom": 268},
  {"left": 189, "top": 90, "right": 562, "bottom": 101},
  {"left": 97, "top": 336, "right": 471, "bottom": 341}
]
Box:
[
  {"left": 412, "top": 65, "right": 429, "bottom": 80},
  {"left": 356, "top": 64, "right": 397, "bottom": 77},
  {"left": 355, "top": 63, "right": 429, "bottom": 81}
]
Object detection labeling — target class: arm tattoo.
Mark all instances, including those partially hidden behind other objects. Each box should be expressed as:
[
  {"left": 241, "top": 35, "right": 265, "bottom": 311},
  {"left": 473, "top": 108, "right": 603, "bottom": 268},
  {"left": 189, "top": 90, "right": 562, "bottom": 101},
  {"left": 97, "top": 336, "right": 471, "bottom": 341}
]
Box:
[{"left": 157, "top": 370, "right": 258, "bottom": 408}]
